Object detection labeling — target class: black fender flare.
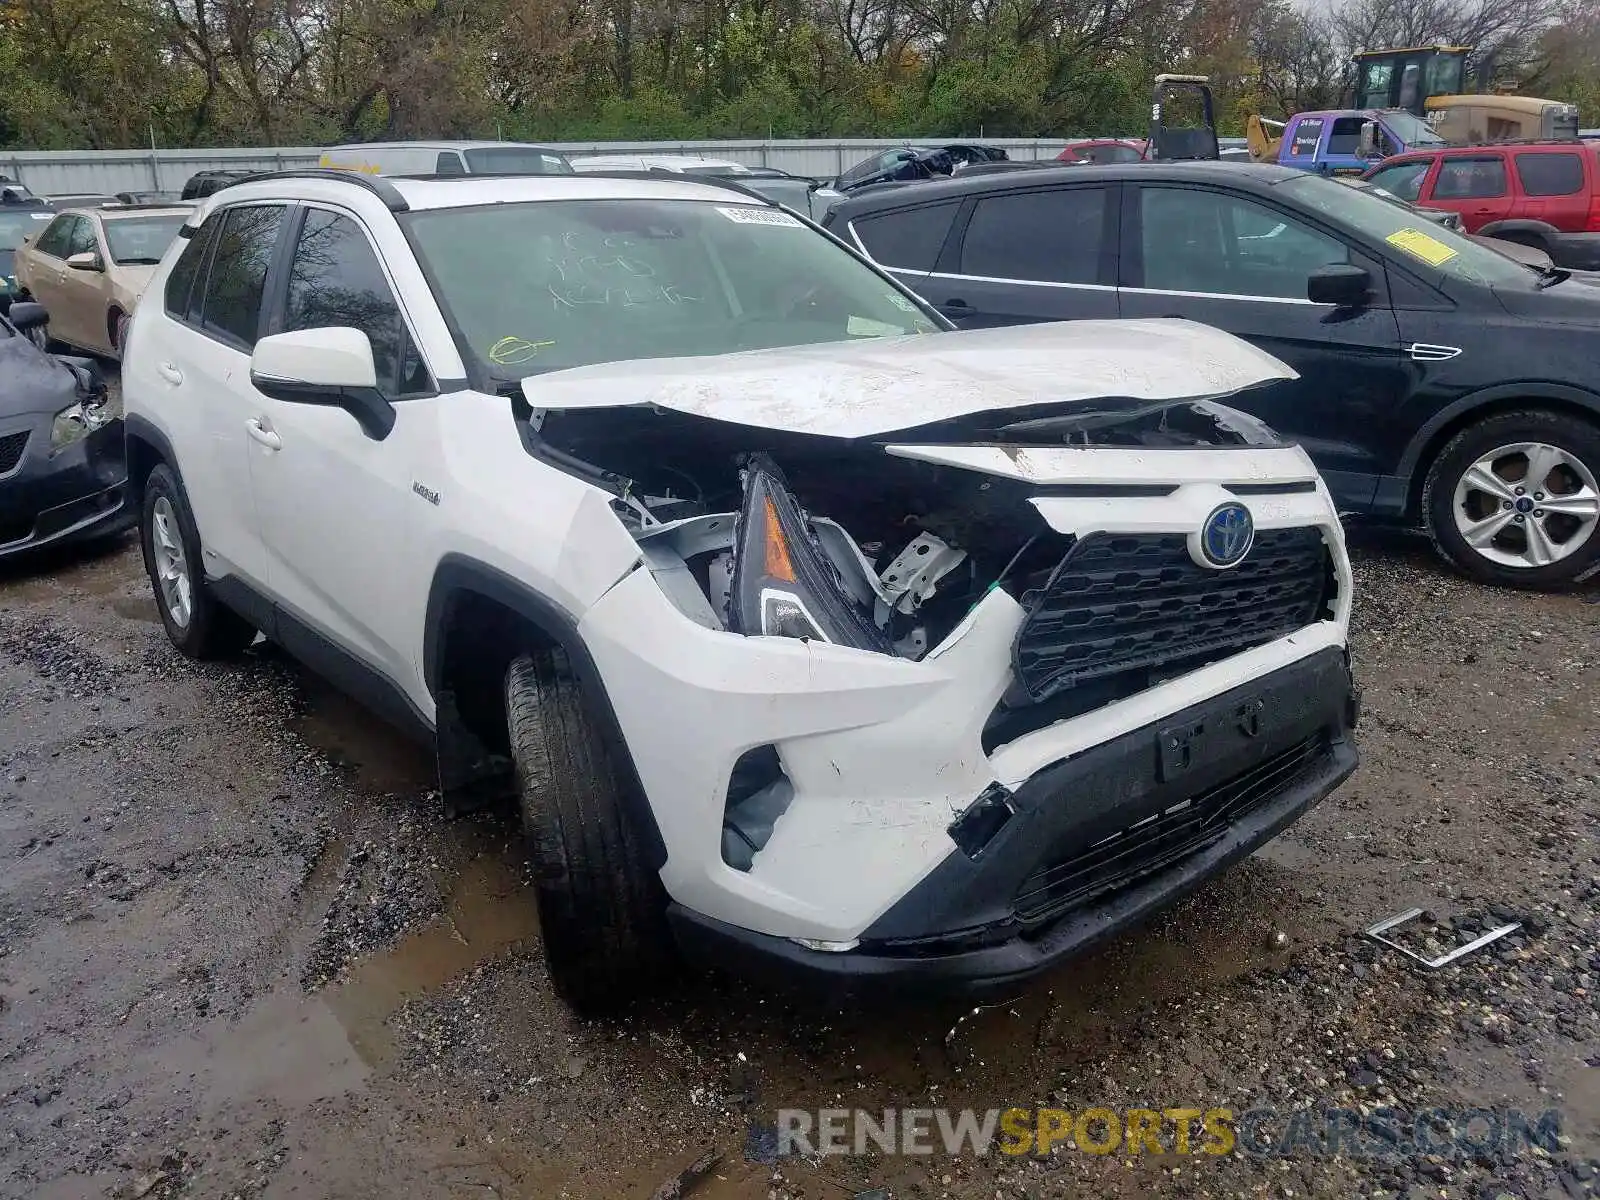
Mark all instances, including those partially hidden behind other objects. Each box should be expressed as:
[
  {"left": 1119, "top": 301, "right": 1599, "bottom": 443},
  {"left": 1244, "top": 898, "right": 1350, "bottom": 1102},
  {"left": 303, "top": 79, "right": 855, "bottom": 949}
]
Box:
[
  {"left": 423, "top": 553, "right": 667, "bottom": 868},
  {"left": 1475, "top": 219, "right": 1560, "bottom": 247},
  {"left": 1395, "top": 382, "right": 1600, "bottom": 483},
  {"left": 122, "top": 412, "right": 183, "bottom": 504}
]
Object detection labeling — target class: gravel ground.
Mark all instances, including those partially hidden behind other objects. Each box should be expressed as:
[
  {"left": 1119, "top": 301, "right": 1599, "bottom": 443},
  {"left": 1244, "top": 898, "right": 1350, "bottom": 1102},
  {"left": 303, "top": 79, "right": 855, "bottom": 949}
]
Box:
[{"left": 0, "top": 517, "right": 1596, "bottom": 1200}]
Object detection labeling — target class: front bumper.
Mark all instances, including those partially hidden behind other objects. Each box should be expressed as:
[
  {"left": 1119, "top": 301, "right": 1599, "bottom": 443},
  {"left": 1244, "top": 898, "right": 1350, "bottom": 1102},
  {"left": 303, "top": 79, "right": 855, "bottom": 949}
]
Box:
[
  {"left": 667, "top": 647, "right": 1358, "bottom": 998},
  {"left": 0, "top": 415, "right": 131, "bottom": 558}
]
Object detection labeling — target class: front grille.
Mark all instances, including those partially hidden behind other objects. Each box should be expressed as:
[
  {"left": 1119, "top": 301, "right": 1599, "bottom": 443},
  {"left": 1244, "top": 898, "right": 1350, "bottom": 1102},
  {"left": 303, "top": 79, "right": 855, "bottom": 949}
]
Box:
[
  {"left": 1012, "top": 733, "right": 1331, "bottom": 926},
  {"left": 1013, "top": 527, "right": 1330, "bottom": 704},
  {"left": 0, "top": 431, "right": 27, "bottom": 475}
]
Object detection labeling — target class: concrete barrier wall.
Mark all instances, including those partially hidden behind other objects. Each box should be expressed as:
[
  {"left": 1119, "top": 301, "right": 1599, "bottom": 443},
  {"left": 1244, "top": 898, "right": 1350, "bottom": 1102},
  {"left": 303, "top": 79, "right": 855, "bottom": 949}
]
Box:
[{"left": 2, "top": 138, "right": 1252, "bottom": 195}]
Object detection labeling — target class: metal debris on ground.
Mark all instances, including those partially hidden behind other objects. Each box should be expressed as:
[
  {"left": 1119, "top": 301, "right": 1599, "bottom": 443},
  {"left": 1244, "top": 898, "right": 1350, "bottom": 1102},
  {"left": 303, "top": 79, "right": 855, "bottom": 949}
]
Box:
[
  {"left": 942, "top": 997, "right": 1023, "bottom": 1072},
  {"left": 647, "top": 1150, "right": 721, "bottom": 1200},
  {"left": 1364, "top": 907, "right": 1522, "bottom": 968}
]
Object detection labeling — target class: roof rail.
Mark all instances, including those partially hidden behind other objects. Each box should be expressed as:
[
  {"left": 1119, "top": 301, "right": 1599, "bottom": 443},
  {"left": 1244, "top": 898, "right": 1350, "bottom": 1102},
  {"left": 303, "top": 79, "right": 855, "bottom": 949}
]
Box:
[
  {"left": 578, "top": 169, "right": 778, "bottom": 205},
  {"left": 230, "top": 168, "right": 410, "bottom": 212}
]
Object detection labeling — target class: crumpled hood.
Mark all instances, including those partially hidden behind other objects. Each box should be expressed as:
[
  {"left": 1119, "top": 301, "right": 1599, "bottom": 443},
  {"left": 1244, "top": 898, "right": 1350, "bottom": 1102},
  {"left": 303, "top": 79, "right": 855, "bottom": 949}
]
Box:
[
  {"left": 0, "top": 331, "right": 78, "bottom": 417},
  {"left": 522, "top": 319, "right": 1297, "bottom": 439}
]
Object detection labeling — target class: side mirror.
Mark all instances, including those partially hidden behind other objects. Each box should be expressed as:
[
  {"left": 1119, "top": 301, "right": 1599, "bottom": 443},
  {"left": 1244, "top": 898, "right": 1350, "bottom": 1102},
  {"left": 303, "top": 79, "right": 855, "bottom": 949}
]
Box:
[
  {"left": 249, "top": 327, "right": 395, "bottom": 440},
  {"left": 1357, "top": 121, "right": 1379, "bottom": 159},
  {"left": 67, "top": 250, "right": 102, "bottom": 272},
  {"left": 9, "top": 301, "right": 48, "bottom": 333},
  {"left": 1308, "top": 263, "right": 1372, "bottom": 307}
]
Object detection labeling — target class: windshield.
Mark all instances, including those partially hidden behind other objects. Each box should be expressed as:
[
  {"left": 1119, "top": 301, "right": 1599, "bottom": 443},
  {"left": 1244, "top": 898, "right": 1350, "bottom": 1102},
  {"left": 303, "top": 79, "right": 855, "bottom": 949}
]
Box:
[
  {"left": 404, "top": 199, "right": 939, "bottom": 379},
  {"left": 1278, "top": 174, "right": 1535, "bottom": 287},
  {"left": 0, "top": 208, "right": 53, "bottom": 250},
  {"left": 1381, "top": 110, "right": 1446, "bottom": 147},
  {"left": 462, "top": 148, "right": 573, "bottom": 175},
  {"left": 103, "top": 216, "right": 187, "bottom": 264}
]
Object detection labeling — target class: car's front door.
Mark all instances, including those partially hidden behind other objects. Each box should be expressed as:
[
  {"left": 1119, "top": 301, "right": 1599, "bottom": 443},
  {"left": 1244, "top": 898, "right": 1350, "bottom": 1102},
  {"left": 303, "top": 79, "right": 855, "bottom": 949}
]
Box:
[
  {"left": 1117, "top": 183, "right": 1407, "bottom": 512},
  {"left": 914, "top": 184, "right": 1119, "bottom": 327},
  {"left": 53, "top": 216, "right": 112, "bottom": 353},
  {"left": 247, "top": 204, "right": 436, "bottom": 694}
]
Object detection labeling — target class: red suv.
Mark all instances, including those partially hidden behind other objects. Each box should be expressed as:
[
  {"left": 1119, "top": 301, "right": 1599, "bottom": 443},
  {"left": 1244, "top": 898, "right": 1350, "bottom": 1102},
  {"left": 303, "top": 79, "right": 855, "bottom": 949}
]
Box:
[{"left": 1361, "top": 140, "right": 1600, "bottom": 270}]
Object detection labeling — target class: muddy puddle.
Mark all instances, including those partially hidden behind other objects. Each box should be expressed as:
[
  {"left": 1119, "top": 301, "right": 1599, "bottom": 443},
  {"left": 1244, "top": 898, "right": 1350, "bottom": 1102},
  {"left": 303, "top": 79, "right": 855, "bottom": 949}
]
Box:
[{"left": 288, "top": 668, "right": 435, "bottom": 793}]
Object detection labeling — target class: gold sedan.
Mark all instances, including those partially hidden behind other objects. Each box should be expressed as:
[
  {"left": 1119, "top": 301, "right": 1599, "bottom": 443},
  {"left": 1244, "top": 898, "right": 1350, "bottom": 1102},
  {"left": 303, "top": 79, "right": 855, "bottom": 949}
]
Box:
[{"left": 13, "top": 203, "right": 193, "bottom": 359}]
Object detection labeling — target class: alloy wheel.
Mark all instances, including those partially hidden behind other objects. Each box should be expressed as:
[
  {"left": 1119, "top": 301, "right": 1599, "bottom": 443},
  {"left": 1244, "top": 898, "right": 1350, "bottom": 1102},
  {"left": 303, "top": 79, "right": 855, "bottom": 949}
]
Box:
[
  {"left": 1451, "top": 441, "right": 1600, "bottom": 570},
  {"left": 150, "top": 496, "right": 193, "bottom": 628}
]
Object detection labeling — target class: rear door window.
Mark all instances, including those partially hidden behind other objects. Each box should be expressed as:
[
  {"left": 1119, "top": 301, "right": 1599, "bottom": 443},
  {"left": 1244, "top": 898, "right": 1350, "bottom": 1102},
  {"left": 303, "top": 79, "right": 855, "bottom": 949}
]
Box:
[
  {"left": 1514, "top": 152, "right": 1584, "bottom": 197},
  {"left": 957, "top": 188, "right": 1107, "bottom": 284},
  {"left": 32, "top": 215, "right": 74, "bottom": 259},
  {"left": 1433, "top": 157, "right": 1508, "bottom": 199},
  {"left": 850, "top": 201, "right": 960, "bottom": 272},
  {"left": 163, "top": 217, "right": 217, "bottom": 317},
  {"left": 195, "top": 205, "right": 285, "bottom": 348}
]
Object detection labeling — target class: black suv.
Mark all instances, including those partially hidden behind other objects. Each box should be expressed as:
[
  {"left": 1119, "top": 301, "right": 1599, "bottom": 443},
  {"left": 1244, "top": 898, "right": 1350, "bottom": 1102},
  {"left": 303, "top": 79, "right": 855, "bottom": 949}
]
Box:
[{"left": 824, "top": 161, "right": 1600, "bottom": 589}]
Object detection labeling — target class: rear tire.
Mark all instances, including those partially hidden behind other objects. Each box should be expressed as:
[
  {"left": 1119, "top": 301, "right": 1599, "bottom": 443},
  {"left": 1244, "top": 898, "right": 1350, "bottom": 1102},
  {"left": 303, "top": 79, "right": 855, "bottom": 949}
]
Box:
[
  {"left": 1422, "top": 409, "right": 1600, "bottom": 589},
  {"left": 504, "top": 648, "right": 676, "bottom": 1013},
  {"left": 139, "top": 464, "right": 257, "bottom": 658}
]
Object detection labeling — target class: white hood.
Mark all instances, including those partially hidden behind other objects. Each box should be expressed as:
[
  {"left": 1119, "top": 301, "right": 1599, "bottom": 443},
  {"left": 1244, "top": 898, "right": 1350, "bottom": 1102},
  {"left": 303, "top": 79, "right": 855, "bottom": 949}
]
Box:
[{"left": 521, "top": 319, "right": 1296, "bottom": 439}]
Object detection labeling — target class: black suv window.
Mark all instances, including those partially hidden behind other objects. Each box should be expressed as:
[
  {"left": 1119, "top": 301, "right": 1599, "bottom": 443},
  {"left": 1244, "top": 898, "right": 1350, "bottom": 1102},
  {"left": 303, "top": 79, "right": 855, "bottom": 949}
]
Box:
[
  {"left": 957, "top": 188, "right": 1106, "bottom": 285},
  {"left": 1434, "top": 157, "right": 1507, "bottom": 199},
  {"left": 163, "top": 217, "right": 215, "bottom": 316},
  {"left": 281, "top": 209, "right": 430, "bottom": 397},
  {"left": 1138, "top": 186, "right": 1348, "bottom": 300},
  {"left": 1514, "top": 152, "right": 1584, "bottom": 197},
  {"left": 197, "top": 205, "right": 284, "bottom": 348},
  {"left": 850, "top": 201, "right": 960, "bottom": 272}
]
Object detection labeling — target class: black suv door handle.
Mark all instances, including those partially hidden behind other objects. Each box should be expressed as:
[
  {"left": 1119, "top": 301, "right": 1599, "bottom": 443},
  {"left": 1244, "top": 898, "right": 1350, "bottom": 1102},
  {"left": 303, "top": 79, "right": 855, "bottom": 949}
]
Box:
[{"left": 940, "top": 298, "right": 972, "bottom": 313}]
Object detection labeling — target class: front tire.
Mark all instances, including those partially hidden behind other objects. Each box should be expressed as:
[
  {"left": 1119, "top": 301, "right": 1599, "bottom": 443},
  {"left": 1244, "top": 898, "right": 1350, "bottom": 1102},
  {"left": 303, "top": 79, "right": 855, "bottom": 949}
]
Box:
[
  {"left": 139, "top": 464, "right": 257, "bottom": 658},
  {"left": 504, "top": 648, "right": 675, "bottom": 1012},
  {"left": 1423, "top": 409, "right": 1600, "bottom": 589}
]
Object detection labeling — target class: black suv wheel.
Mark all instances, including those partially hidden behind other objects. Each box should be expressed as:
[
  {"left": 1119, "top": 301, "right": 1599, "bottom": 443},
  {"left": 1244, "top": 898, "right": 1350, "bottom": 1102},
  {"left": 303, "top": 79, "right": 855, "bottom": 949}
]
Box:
[{"left": 1423, "top": 409, "right": 1600, "bottom": 589}]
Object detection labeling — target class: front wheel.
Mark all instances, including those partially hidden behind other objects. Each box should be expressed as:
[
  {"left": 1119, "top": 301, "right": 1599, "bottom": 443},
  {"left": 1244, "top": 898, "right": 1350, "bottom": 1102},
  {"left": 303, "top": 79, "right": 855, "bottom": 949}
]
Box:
[
  {"left": 1423, "top": 409, "right": 1600, "bottom": 589},
  {"left": 504, "top": 649, "right": 676, "bottom": 1012}
]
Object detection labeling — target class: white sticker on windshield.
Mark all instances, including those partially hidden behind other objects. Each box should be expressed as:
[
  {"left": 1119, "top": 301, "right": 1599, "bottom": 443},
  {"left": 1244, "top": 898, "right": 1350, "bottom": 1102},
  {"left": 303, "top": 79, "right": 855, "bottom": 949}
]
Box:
[{"left": 717, "top": 206, "right": 803, "bottom": 228}]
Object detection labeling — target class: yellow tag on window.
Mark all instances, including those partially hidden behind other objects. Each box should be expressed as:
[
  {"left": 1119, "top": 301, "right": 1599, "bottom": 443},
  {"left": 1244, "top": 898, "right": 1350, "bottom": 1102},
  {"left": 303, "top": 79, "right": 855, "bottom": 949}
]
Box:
[{"left": 1385, "top": 227, "right": 1459, "bottom": 268}]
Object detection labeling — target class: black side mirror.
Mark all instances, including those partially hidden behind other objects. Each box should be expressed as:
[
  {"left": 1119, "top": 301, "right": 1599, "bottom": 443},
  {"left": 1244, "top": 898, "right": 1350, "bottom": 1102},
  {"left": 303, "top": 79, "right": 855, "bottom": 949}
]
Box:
[
  {"left": 1308, "top": 264, "right": 1372, "bottom": 307},
  {"left": 9, "top": 301, "right": 48, "bottom": 333}
]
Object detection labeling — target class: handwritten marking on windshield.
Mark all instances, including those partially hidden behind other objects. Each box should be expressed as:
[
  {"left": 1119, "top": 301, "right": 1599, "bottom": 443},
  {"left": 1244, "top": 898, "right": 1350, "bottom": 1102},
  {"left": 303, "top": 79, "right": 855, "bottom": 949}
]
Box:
[{"left": 489, "top": 336, "right": 557, "bottom": 365}]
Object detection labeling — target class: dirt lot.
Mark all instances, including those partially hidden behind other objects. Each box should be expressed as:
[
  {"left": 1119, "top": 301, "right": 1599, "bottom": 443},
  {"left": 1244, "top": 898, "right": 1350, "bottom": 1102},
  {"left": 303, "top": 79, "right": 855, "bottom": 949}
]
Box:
[{"left": 0, "top": 518, "right": 1597, "bottom": 1200}]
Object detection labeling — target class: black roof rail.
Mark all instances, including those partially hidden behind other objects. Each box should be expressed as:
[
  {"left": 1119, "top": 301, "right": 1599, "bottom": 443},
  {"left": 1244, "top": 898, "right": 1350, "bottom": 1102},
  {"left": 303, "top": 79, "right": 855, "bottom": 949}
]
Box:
[{"left": 229, "top": 168, "right": 410, "bottom": 212}]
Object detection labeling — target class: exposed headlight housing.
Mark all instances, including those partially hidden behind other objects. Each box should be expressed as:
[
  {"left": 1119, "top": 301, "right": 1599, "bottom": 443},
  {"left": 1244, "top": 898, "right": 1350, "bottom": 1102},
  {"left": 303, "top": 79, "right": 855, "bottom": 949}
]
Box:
[
  {"left": 50, "top": 360, "right": 111, "bottom": 452},
  {"left": 729, "top": 454, "right": 892, "bottom": 652}
]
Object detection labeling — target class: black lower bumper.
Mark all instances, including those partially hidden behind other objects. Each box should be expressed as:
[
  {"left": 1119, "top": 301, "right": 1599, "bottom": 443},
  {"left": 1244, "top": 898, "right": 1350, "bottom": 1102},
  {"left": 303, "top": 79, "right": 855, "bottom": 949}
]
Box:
[
  {"left": 669, "top": 646, "right": 1358, "bottom": 1000},
  {"left": 0, "top": 417, "right": 131, "bottom": 558}
]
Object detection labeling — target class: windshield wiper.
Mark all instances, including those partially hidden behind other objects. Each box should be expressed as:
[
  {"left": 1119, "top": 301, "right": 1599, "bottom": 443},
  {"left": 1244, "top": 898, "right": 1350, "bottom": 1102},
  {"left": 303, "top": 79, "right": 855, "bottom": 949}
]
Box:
[
  {"left": 1534, "top": 266, "right": 1571, "bottom": 290},
  {"left": 114, "top": 257, "right": 163, "bottom": 265}
]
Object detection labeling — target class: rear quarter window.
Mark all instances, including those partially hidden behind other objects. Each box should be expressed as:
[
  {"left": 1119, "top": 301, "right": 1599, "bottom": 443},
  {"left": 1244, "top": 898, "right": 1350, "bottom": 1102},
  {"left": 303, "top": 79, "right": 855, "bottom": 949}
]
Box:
[
  {"left": 163, "top": 221, "right": 214, "bottom": 317},
  {"left": 849, "top": 201, "right": 961, "bottom": 271},
  {"left": 1288, "top": 119, "right": 1324, "bottom": 157},
  {"left": 1514, "top": 152, "right": 1585, "bottom": 197}
]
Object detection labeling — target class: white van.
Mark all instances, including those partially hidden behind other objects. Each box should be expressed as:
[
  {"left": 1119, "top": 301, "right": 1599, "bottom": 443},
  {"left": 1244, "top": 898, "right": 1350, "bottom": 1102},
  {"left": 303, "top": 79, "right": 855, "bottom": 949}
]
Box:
[{"left": 317, "top": 141, "right": 574, "bottom": 177}]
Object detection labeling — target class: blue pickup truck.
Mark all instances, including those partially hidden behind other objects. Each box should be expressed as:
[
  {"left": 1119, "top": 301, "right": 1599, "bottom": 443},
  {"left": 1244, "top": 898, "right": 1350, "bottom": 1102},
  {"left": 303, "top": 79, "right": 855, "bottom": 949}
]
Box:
[{"left": 1255, "top": 108, "right": 1448, "bottom": 176}]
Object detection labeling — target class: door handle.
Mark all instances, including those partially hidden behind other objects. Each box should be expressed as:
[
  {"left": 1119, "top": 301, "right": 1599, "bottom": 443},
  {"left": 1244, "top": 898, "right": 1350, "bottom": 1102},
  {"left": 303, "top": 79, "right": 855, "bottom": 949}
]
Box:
[
  {"left": 940, "top": 298, "right": 973, "bottom": 314},
  {"left": 156, "top": 362, "right": 183, "bottom": 385},
  {"left": 245, "top": 418, "right": 282, "bottom": 451}
]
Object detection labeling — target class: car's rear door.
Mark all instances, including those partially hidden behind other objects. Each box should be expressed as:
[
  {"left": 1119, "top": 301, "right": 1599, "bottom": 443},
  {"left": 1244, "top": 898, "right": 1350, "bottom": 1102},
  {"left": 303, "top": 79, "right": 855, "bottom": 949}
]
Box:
[
  {"left": 148, "top": 204, "right": 286, "bottom": 595},
  {"left": 17, "top": 214, "right": 77, "bottom": 329},
  {"left": 1116, "top": 181, "right": 1406, "bottom": 512},
  {"left": 53, "top": 216, "right": 112, "bottom": 353},
  {"left": 913, "top": 184, "right": 1119, "bottom": 327}
]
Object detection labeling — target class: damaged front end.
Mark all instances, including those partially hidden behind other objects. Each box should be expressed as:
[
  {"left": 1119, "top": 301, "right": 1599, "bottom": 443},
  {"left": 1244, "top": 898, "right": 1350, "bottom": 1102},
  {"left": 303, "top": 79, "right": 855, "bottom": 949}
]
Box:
[{"left": 511, "top": 320, "right": 1355, "bottom": 957}]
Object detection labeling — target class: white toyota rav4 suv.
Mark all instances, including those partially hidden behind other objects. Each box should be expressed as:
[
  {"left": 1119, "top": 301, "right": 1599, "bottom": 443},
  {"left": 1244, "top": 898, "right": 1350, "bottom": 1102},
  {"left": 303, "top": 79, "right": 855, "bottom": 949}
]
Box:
[{"left": 122, "top": 169, "right": 1359, "bottom": 1012}]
